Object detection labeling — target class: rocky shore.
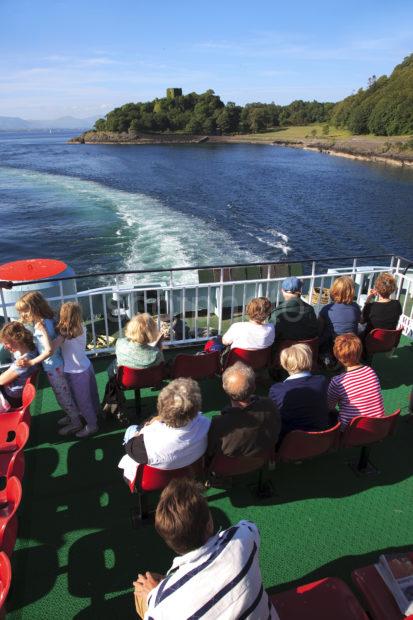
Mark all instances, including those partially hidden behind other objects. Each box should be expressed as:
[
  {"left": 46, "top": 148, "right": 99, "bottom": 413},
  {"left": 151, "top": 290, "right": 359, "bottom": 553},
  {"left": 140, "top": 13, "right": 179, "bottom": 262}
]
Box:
[
  {"left": 69, "top": 131, "right": 413, "bottom": 166},
  {"left": 69, "top": 130, "right": 208, "bottom": 145}
]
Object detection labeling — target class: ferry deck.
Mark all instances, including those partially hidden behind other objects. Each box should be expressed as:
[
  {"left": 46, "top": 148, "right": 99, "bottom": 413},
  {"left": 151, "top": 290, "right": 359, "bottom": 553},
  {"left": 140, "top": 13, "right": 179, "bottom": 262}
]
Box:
[{"left": 1, "top": 253, "right": 412, "bottom": 619}]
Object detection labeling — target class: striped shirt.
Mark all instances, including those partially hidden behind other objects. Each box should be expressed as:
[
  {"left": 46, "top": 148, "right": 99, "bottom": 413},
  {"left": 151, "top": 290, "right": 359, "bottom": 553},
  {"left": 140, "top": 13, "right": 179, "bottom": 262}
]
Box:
[
  {"left": 327, "top": 365, "right": 385, "bottom": 428},
  {"left": 144, "top": 520, "right": 279, "bottom": 620}
]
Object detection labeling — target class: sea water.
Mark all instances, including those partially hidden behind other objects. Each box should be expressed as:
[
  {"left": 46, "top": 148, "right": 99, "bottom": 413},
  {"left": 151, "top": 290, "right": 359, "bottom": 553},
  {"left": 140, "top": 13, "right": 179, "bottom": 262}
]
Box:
[{"left": 0, "top": 131, "right": 412, "bottom": 277}]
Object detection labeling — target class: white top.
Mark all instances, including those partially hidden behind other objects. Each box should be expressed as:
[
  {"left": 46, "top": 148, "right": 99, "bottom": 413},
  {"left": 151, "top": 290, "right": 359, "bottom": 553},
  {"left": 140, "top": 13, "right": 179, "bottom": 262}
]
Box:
[
  {"left": 145, "top": 520, "right": 279, "bottom": 619},
  {"left": 142, "top": 412, "right": 211, "bottom": 469},
  {"left": 223, "top": 321, "right": 275, "bottom": 350},
  {"left": 118, "top": 412, "right": 210, "bottom": 483},
  {"left": 61, "top": 329, "right": 91, "bottom": 373}
]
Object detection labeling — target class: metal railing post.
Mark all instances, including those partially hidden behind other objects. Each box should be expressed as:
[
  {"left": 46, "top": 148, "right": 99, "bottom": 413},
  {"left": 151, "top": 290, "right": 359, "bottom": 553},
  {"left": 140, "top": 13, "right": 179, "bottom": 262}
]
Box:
[{"left": 218, "top": 269, "right": 224, "bottom": 336}]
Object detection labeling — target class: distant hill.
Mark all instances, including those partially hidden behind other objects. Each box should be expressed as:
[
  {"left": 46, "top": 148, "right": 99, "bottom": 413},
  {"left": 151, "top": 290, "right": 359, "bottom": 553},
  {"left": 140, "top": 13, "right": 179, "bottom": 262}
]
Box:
[
  {"left": 0, "top": 115, "right": 99, "bottom": 131},
  {"left": 331, "top": 53, "right": 413, "bottom": 135},
  {"left": 0, "top": 116, "right": 31, "bottom": 130}
]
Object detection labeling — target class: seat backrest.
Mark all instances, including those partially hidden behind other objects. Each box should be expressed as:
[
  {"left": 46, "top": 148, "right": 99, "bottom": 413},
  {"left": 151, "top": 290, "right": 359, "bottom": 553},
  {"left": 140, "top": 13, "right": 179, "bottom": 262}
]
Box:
[
  {"left": 273, "top": 337, "right": 319, "bottom": 369},
  {"left": 22, "top": 382, "right": 36, "bottom": 411},
  {"left": 269, "top": 577, "right": 369, "bottom": 620},
  {"left": 0, "top": 421, "right": 29, "bottom": 455},
  {"left": 0, "top": 477, "right": 22, "bottom": 554},
  {"left": 342, "top": 410, "right": 401, "bottom": 448},
  {"left": 225, "top": 346, "right": 272, "bottom": 371},
  {"left": 277, "top": 422, "right": 341, "bottom": 462},
  {"left": 137, "top": 457, "right": 204, "bottom": 492},
  {"left": 365, "top": 327, "right": 403, "bottom": 354},
  {"left": 209, "top": 452, "right": 270, "bottom": 476},
  {"left": 5, "top": 476, "right": 22, "bottom": 513},
  {"left": 0, "top": 551, "right": 11, "bottom": 611},
  {"left": 15, "top": 422, "right": 30, "bottom": 451},
  {"left": 171, "top": 351, "right": 220, "bottom": 380},
  {"left": 117, "top": 363, "right": 165, "bottom": 390}
]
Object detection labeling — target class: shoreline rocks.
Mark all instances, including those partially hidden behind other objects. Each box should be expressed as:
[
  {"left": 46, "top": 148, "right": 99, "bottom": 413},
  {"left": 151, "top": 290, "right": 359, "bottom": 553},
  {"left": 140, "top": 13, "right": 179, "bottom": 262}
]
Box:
[{"left": 69, "top": 131, "right": 413, "bottom": 167}]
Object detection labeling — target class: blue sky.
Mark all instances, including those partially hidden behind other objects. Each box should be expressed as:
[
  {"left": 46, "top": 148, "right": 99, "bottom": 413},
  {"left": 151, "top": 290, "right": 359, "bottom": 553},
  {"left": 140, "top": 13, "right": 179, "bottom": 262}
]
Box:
[{"left": 1, "top": 0, "right": 412, "bottom": 119}]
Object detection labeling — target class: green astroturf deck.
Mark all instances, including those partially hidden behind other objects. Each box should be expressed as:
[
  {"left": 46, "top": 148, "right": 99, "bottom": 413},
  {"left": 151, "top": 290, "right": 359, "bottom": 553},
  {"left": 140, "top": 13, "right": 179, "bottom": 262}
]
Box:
[{"left": 7, "top": 338, "right": 413, "bottom": 619}]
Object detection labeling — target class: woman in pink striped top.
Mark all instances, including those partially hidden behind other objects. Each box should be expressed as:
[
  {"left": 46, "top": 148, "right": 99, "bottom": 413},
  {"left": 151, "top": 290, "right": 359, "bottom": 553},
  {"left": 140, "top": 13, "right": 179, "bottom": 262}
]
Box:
[{"left": 328, "top": 333, "right": 385, "bottom": 428}]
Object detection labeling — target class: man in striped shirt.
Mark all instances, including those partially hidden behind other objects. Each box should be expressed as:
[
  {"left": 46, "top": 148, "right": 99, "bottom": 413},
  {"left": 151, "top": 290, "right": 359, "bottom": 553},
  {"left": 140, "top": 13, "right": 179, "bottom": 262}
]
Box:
[
  {"left": 328, "top": 333, "right": 385, "bottom": 427},
  {"left": 133, "top": 478, "right": 279, "bottom": 619}
]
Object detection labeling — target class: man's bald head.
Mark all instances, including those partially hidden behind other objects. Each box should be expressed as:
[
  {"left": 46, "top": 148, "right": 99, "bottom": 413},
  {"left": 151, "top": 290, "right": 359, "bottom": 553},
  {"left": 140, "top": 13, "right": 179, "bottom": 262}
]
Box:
[{"left": 222, "top": 362, "right": 255, "bottom": 403}]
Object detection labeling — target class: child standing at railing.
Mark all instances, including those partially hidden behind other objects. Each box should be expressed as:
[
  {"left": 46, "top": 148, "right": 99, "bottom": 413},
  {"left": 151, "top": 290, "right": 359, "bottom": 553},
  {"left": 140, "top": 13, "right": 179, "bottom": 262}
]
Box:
[
  {"left": 55, "top": 301, "right": 99, "bottom": 438},
  {"left": 16, "top": 292, "right": 83, "bottom": 435}
]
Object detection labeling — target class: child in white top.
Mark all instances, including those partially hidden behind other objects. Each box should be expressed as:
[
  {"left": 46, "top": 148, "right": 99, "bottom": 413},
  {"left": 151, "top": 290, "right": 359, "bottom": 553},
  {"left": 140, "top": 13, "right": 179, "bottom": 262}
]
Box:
[{"left": 55, "top": 302, "right": 99, "bottom": 438}]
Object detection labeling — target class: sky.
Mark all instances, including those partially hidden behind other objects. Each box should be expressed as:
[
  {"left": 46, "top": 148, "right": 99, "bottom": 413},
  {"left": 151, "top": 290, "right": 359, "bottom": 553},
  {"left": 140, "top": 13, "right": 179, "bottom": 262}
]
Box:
[{"left": 1, "top": 0, "right": 412, "bottom": 120}]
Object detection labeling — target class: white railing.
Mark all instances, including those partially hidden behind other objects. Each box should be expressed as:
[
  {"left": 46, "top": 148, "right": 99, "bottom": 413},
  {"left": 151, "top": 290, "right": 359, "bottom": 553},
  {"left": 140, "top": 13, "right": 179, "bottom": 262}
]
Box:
[{"left": 0, "top": 254, "right": 412, "bottom": 362}]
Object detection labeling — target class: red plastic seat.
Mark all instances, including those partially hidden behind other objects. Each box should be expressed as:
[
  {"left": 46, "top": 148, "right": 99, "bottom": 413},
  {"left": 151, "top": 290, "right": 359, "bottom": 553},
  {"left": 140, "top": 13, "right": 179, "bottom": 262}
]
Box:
[
  {"left": 171, "top": 351, "right": 220, "bottom": 380},
  {"left": 269, "top": 577, "right": 369, "bottom": 620},
  {"left": 273, "top": 336, "right": 319, "bottom": 371},
  {"left": 131, "top": 457, "right": 204, "bottom": 523},
  {"left": 352, "top": 558, "right": 413, "bottom": 620},
  {"left": 0, "top": 477, "right": 22, "bottom": 557},
  {"left": 341, "top": 409, "right": 401, "bottom": 474},
  {"left": 276, "top": 422, "right": 341, "bottom": 462},
  {"left": 117, "top": 363, "right": 165, "bottom": 416},
  {"left": 224, "top": 346, "right": 272, "bottom": 371},
  {"left": 208, "top": 451, "right": 272, "bottom": 495},
  {"left": 365, "top": 327, "right": 403, "bottom": 356},
  {"left": 136, "top": 457, "right": 204, "bottom": 492},
  {"left": 2, "top": 382, "right": 36, "bottom": 431},
  {"left": 0, "top": 422, "right": 29, "bottom": 481},
  {"left": 0, "top": 551, "right": 11, "bottom": 618}
]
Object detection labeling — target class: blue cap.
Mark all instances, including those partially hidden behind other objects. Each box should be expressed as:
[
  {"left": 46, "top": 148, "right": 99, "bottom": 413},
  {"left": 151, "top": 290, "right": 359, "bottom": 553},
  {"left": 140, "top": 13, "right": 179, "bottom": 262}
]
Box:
[{"left": 282, "top": 276, "right": 303, "bottom": 293}]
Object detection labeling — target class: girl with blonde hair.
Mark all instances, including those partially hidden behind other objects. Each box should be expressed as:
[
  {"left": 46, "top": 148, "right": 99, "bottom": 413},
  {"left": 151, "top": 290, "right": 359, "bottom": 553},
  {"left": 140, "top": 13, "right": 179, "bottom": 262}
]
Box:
[
  {"left": 15, "top": 291, "right": 81, "bottom": 434},
  {"left": 108, "top": 313, "right": 163, "bottom": 377},
  {"left": 54, "top": 302, "right": 99, "bottom": 437}
]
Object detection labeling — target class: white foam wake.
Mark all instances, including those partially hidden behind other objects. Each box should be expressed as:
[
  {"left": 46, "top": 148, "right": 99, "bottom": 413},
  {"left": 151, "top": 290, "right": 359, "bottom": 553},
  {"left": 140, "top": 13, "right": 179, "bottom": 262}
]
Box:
[{"left": 0, "top": 167, "right": 292, "bottom": 283}]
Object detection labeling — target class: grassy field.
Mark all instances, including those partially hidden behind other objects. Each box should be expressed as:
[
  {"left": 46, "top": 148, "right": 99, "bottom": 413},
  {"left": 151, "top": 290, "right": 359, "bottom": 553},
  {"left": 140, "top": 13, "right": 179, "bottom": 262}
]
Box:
[{"left": 234, "top": 124, "right": 352, "bottom": 142}]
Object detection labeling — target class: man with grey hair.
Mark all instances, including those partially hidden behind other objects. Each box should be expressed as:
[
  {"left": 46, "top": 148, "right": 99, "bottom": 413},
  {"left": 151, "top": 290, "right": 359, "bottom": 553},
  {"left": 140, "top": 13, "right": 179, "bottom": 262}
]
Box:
[{"left": 207, "top": 362, "right": 280, "bottom": 460}]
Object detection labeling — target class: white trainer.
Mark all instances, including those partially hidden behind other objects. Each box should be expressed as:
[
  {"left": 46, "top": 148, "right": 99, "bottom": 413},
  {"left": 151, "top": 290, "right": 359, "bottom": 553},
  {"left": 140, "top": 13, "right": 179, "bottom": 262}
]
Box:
[
  {"left": 75, "top": 425, "right": 98, "bottom": 438},
  {"left": 58, "top": 420, "right": 83, "bottom": 436}
]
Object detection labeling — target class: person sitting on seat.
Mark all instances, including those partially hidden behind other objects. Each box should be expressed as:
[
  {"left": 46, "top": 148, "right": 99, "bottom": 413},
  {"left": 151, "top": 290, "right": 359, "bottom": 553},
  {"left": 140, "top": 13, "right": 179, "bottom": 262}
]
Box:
[
  {"left": 108, "top": 313, "right": 163, "bottom": 377},
  {"left": 318, "top": 276, "right": 361, "bottom": 360},
  {"left": 361, "top": 272, "right": 402, "bottom": 336},
  {"left": 272, "top": 276, "right": 318, "bottom": 342},
  {"left": 207, "top": 361, "right": 280, "bottom": 461},
  {"left": 222, "top": 296, "right": 274, "bottom": 350},
  {"left": 269, "top": 344, "right": 331, "bottom": 440},
  {"left": 133, "top": 478, "right": 280, "bottom": 620},
  {"left": 118, "top": 378, "right": 210, "bottom": 484},
  {"left": 0, "top": 322, "right": 38, "bottom": 411},
  {"left": 327, "top": 333, "right": 385, "bottom": 428}
]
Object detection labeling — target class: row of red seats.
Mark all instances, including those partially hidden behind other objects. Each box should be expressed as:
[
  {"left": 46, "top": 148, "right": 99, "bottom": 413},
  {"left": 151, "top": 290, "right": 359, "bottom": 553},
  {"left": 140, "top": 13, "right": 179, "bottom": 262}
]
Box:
[
  {"left": 117, "top": 326, "right": 403, "bottom": 416},
  {"left": 0, "top": 379, "right": 37, "bottom": 617},
  {"left": 130, "top": 408, "right": 400, "bottom": 522}
]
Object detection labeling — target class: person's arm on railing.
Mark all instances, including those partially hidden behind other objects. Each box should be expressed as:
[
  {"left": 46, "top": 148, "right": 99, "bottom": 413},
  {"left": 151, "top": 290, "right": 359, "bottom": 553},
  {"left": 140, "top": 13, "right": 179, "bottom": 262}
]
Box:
[{"left": 360, "top": 289, "right": 377, "bottom": 324}]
